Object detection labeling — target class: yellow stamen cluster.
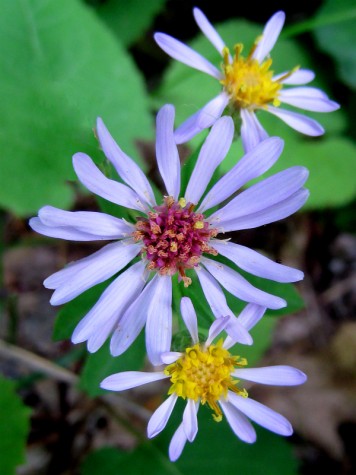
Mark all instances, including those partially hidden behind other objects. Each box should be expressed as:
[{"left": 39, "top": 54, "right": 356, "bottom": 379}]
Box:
[
  {"left": 220, "top": 44, "right": 282, "bottom": 110},
  {"left": 165, "top": 340, "right": 248, "bottom": 421}
]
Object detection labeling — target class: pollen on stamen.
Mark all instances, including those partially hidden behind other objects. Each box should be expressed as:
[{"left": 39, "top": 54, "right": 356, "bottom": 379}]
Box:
[
  {"left": 133, "top": 196, "right": 218, "bottom": 283},
  {"left": 220, "top": 39, "right": 294, "bottom": 110},
  {"left": 165, "top": 340, "right": 248, "bottom": 421}
]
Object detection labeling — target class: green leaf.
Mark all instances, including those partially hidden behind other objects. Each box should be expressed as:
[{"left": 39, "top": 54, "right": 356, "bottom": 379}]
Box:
[
  {"left": 79, "top": 333, "right": 146, "bottom": 397},
  {"left": 0, "top": 0, "right": 152, "bottom": 216},
  {"left": 314, "top": 0, "right": 356, "bottom": 88},
  {"left": 85, "top": 0, "right": 166, "bottom": 47},
  {"left": 0, "top": 376, "right": 31, "bottom": 475}
]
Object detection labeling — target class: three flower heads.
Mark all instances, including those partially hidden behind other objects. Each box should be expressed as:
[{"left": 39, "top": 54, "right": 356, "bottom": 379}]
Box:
[{"left": 29, "top": 6, "right": 339, "bottom": 462}]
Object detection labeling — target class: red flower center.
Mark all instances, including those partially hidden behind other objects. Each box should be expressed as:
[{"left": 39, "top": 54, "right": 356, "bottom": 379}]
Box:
[{"left": 132, "top": 196, "right": 218, "bottom": 286}]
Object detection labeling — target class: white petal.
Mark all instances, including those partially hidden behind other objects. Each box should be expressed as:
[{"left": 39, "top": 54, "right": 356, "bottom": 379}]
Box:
[
  {"left": 209, "top": 166, "right": 309, "bottom": 224},
  {"left": 169, "top": 423, "right": 188, "bottom": 462},
  {"left": 96, "top": 118, "right": 156, "bottom": 207},
  {"left": 180, "top": 297, "right": 199, "bottom": 344},
  {"left": 252, "top": 11, "right": 285, "bottom": 62},
  {"left": 38, "top": 206, "right": 133, "bottom": 239},
  {"left": 199, "top": 136, "right": 283, "bottom": 213},
  {"left": 236, "top": 303, "right": 266, "bottom": 332},
  {"left": 110, "top": 274, "right": 160, "bottom": 357},
  {"left": 279, "top": 89, "right": 340, "bottom": 112},
  {"left": 205, "top": 316, "right": 230, "bottom": 346},
  {"left": 50, "top": 241, "right": 140, "bottom": 305},
  {"left": 160, "top": 351, "right": 182, "bottom": 364},
  {"left": 193, "top": 7, "right": 226, "bottom": 55},
  {"left": 274, "top": 69, "right": 315, "bottom": 85},
  {"left": 240, "top": 109, "right": 269, "bottom": 153},
  {"left": 228, "top": 392, "right": 293, "bottom": 436},
  {"left": 100, "top": 371, "right": 167, "bottom": 391},
  {"left": 155, "top": 105, "right": 180, "bottom": 200},
  {"left": 218, "top": 188, "right": 309, "bottom": 231},
  {"left": 71, "top": 261, "right": 146, "bottom": 347},
  {"left": 30, "top": 217, "right": 101, "bottom": 242},
  {"left": 174, "top": 93, "right": 229, "bottom": 144},
  {"left": 220, "top": 400, "right": 256, "bottom": 443},
  {"left": 202, "top": 258, "right": 286, "bottom": 310},
  {"left": 73, "top": 153, "right": 146, "bottom": 211},
  {"left": 154, "top": 32, "right": 222, "bottom": 79},
  {"left": 185, "top": 116, "right": 234, "bottom": 204},
  {"left": 147, "top": 394, "right": 178, "bottom": 438},
  {"left": 146, "top": 276, "right": 173, "bottom": 365},
  {"left": 183, "top": 399, "right": 199, "bottom": 442},
  {"left": 232, "top": 365, "right": 307, "bottom": 386},
  {"left": 267, "top": 106, "right": 324, "bottom": 136},
  {"left": 212, "top": 240, "right": 304, "bottom": 283}
]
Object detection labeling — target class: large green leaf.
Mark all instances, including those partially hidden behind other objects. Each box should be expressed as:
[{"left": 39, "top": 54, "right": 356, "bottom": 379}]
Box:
[
  {"left": 0, "top": 377, "right": 31, "bottom": 475},
  {"left": 0, "top": 0, "right": 152, "bottom": 216},
  {"left": 314, "top": 0, "right": 356, "bottom": 88},
  {"left": 85, "top": 0, "right": 166, "bottom": 47}
]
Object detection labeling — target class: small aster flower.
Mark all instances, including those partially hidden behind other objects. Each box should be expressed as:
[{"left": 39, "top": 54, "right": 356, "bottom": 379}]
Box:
[
  {"left": 101, "top": 297, "right": 307, "bottom": 461},
  {"left": 30, "top": 105, "right": 308, "bottom": 364},
  {"left": 154, "top": 8, "right": 339, "bottom": 151}
]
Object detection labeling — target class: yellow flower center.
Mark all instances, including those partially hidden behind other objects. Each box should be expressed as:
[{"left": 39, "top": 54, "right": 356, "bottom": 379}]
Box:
[
  {"left": 220, "top": 43, "right": 285, "bottom": 110},
  {"left": 165, "top": 340, "right": 248, "bottom": 421}
]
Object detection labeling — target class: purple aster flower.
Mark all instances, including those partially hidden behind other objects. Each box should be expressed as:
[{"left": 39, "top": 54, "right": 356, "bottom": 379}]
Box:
[
  {"left": 154, "top": 9, "right": 339, "bottom": 152},
  {"left": 101, "top": 297, "right": 307, "bottom": 461},
  {"left": 30, "top": 104, "right": 308, "bottom": 363}
]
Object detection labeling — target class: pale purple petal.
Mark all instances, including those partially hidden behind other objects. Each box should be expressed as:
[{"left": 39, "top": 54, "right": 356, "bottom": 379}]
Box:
[
  {"left": 236, "top": 304, "right": 266, "bottom": 332},
  {"left": 174, "top": 93, "right": 229, "bottom": 144},
  {"left": 38, "top": 206, "right": 133, "bottom": 240},
  {"left": 100, "top": 370, "right": 168, "bottom": 391},
  {"left": 71, "top": 261, "right": 146, "bottom": 349},
  {"left": 147, "top": 394, "right": 178, "bottom": 438},
  {"left": 240, "top": 109, "right": 269, "bottom": 153},
  {"left": 196, "top": 267, "right": 252, "bottom": 345},
  {"left": 72, "top": 153, "right": 146, "bottom": 211},
  {"left": 205, "top": 316, "right": 230, "bottom": 346},
  {"left": 273, "top": 69, "right": 315, "bottom": 85},
  {"left": 160, "top": 351, "right": 182, "bottom": 364},
  {"left": 146, "top": 276, "right": 172, "bottom": 365},
  {"left": 96, "top": 118, "right": 156, "bottom": 207},
  {"left": 49, "top": 241, "right": 140, "bottom": 306},
  {"left": 224, "top": 304, "right": 266, "bottom": 350},
  {"left": 267, "top": 106, "right": 324, "bottom": 136},
  {"left": 209, "top": 166, "right": 309, "bottom": 225},
  {"left": 199, "top": 136, "right": 283, "bottom": 213},
  {"left": 232, "top": 365, "right": 307, "bottom": 386},
  {"left": 196, "top": 92, "right": 230, "bottom": 129},
  {"left": 183, "top": 399, "right": 199, "bottom": 442},
  {"left": 110, "top": 275, "right": 160, "bottom": 357},
  {"left": 279, "top": 88, "right": 340, "bottom": 112},
  {"left": 180, "top": 297, "right": 199, "bottom": 344},
  {"left": 185, "top": 116, "right": 233, "bottom": 204},
  {"left": 228, "top": 392, "right": 293, "bottom": 436},
  {"left": 193, "top": 7, "right": 226, "bottom": 55},
  {"left": 30, "top": 217, "right": 102, "bottom": 242},
  {"left": 155, "top": 105, "right": 180, "bottom": 200},
  {"left": 219, "top": 399, "right": 256, "bottom": 443},
  {"left": 217, "top": 189, "right": 309, "bottom": 232},
  {"left": 212, "top": 240, "right": 304, "bottom": 283},
  {"left": 252, "top": 11, "right": 286, "bottom": 63},
  {"left": 169, "top": 423, "right": 188, "bottom": 462},
  {"left": 202, "top": 258, "right": 286, "bottom": 310},
  {"left": 154, "top": 32, "right": 222, "bottom": 79}
]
